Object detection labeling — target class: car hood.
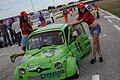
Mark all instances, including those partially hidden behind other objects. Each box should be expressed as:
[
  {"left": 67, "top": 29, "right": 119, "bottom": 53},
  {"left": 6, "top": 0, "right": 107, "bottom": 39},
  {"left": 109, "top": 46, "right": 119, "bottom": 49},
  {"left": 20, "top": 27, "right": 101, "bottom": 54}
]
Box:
[{"left": 21, "top": 45, "right": 68, "bottom": 66}]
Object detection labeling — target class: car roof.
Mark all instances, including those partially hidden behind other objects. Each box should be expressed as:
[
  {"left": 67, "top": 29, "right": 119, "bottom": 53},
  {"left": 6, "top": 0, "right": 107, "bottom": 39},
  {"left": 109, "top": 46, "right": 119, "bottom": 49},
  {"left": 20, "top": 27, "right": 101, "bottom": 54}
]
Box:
[{"left": 28, "top": 23, "right": 67, "bottom": 38}]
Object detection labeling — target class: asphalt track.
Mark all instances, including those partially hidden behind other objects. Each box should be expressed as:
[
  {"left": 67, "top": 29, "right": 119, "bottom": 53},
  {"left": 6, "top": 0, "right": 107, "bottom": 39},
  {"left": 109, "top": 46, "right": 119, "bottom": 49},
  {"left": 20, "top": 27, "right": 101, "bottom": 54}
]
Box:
[{"left": 0, "top": 9, "right": 120, "bottom": 80}]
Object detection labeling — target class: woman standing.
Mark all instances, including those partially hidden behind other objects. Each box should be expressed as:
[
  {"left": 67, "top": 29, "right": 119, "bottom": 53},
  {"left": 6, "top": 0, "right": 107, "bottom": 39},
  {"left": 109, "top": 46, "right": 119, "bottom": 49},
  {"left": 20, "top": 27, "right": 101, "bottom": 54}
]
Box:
[
  {"left": 20, "top": 11, "right": 33, "bottom": 49},
  {"left": 69, "top": 3, "right": 103, "bottom": 64},
  {"left": 63, "top": 7, "right": 69, "bottom": 23},
  {"left": 50, "top": 11, "right": 55, "bottom": 23},
  {"left": 10, "top": 11, "right": 33, "bottom": 62},
  {"left": 39, "top": 12, "right": 46, "bottom": 27}
]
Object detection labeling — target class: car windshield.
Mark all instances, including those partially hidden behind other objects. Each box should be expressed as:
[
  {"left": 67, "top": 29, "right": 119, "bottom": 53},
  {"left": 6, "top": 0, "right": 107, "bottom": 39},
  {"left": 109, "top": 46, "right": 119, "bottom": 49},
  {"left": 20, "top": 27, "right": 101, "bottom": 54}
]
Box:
[{"left": 28, "top": 31, "right": 64, "bottom": 49}]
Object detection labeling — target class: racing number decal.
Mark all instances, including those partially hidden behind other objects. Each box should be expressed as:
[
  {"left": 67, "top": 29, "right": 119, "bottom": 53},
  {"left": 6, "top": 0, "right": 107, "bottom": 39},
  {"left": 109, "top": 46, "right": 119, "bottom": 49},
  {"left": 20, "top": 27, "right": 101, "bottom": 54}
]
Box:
[
  {"left": 75, "top": 42, "right": 83, "bottom": 53},
  {"left": 75, "top": 43, "right": 79, "bottom": 52},
  {"left": 78, "top": 42, "right": 83, "bottom": 52}
]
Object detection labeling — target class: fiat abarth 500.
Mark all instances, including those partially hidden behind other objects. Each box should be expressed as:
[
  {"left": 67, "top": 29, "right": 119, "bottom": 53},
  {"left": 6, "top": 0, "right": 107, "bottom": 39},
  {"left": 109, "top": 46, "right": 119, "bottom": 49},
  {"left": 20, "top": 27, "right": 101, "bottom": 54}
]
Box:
[{"left": 13, "top": 23, "right": 92, "bottom": 80}]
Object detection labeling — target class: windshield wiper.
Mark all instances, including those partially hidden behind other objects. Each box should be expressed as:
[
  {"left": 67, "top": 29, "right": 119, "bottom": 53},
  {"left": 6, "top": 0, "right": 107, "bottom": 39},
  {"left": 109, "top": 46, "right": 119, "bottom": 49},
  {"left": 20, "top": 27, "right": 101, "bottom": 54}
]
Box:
[
  {"left": 31, "top": 45, "right": 52, "bottom": 56},
  {"left": 31, "top": 48, "right": 44, "bottom": 56},
  {"left": 38, "top": 44, "right": 51, "bottom": 49}
]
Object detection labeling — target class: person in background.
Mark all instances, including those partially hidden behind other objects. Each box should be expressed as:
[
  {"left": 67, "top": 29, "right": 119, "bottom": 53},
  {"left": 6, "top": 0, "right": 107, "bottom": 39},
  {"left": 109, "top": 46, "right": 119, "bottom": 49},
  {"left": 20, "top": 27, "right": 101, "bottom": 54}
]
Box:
[
  {"left": 73, "top": 7, "right": 76, "bottom": 11},
  {"left": 50, "top": 11, "right": 54, "bottom": 23},
  {"left": 0, "top": 20, "right": 12, "bottom": 47},
  {"left": 12, "top": 18, "right": 22, "bottom": 46},
  {"left": 68, "top": 3, "right": 103, "bottom": 64},
  {"left": 63, "top": 7, "right": 69, "bottom": 23},
  {"left": 69, "top": 7, "right": 73, "bottom": 16},
  {"left": 39, "top": 11, "right": 46, "bottom": 27},
  {"left": 20, "top": 11, "right": 33, "bottom": 48},
  {"left": 10, "top": 11, "right": 33, "bottom": 62},
  {"left": 8, "top": 18, "right": 16, "bottom": 44},
  {"left": 93, "top": 2, "right": 100, "bottom": 18}
]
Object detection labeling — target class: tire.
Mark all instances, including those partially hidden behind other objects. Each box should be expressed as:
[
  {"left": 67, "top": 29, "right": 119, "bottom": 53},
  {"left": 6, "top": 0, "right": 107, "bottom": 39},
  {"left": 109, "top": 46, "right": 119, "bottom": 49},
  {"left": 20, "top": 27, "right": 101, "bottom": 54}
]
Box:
[
  {"left": 73, "top": 65, "right": 80, "bottom": 78},
  {"left": 69, "top": 64, "right": 80, "bottom": 80}
]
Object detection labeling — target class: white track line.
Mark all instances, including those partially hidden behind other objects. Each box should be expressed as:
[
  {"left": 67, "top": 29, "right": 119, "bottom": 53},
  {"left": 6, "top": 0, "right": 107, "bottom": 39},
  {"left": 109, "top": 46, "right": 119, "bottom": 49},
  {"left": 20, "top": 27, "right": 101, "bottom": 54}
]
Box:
[
  {"left": 0, "top": 53, "right": 10, "bottom": 57},
  {"left": 100, "top": 12, "right": 103, "bottom": 15},
  {"left": 102, "top": 34, "right": 107, "bottom": 37},
  {"left": 107, "top": 19, "right": 112, "bottom": 23},
  {"left": 92, "top": 75, "right": 100, "bottom": 80},
  {"left": 100, "top": 9, "right": 120, "bottom": 21},
  {"left": 101, "top": 13, "right": 103, "bottom": 15},
  {"left": 104, "top": 16, "right": 115, "bottom": 19},
  {"left": 114, "top": 25, "right": 120, "bottom": 31}
]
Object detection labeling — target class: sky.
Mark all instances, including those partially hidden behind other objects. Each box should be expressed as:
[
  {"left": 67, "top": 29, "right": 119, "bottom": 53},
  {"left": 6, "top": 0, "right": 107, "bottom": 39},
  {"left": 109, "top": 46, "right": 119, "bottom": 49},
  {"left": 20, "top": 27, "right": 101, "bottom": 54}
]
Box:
[{"left": 0, "top": 0, "right": 79, "bottom": 20}]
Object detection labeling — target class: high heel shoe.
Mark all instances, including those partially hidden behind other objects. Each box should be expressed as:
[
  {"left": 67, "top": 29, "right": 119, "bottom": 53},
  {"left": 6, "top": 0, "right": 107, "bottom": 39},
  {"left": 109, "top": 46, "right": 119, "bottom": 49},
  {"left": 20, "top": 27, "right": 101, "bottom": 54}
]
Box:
[
  {"left": 99, "top": 57, "right": 103, "bottom": 63},
  {"left": 90, "top": 57, "right": 96, "bottom": 64}
]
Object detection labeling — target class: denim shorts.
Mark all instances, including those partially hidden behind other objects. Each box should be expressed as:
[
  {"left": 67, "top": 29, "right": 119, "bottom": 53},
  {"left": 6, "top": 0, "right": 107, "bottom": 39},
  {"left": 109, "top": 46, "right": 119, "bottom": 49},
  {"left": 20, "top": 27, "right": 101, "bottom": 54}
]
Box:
[
  {"left": 21, "top": 36, "right": 28, "bottom": 48},
  {"left": 89, "top": 24, "right": 101, "bottom": 35}
]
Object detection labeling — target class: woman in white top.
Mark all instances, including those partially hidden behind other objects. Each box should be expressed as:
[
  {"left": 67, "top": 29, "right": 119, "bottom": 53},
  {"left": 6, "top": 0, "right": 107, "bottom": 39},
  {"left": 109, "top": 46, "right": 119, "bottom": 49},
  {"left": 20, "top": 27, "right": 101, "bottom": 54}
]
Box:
[
  {"left": 12, "top": 19, "right": 22, "bottom": 46},
  {"left": 50, "top": 12, "right": 54, "bottom": 23}
]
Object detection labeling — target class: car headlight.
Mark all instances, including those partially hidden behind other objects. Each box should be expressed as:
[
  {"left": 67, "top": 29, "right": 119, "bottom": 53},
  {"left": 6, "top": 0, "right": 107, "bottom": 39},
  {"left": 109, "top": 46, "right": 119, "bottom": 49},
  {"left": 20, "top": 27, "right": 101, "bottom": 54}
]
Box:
[
  {"left": 36, "top": 68, "right": 41, "bottom": 73},
  {"left": 55, "top": 62, "right": 62, "bottom": 69},
  {"left": 19, "top": 68, "right": 26, "bottom": 75}
]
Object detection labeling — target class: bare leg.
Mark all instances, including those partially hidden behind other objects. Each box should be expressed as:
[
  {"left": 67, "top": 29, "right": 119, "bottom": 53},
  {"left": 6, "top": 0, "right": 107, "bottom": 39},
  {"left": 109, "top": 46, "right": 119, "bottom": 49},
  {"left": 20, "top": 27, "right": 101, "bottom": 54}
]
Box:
[
  {"left": 97, "top": 38, "right": 102, "bottom": 57},
  {"left": 92, "top": 33, "right": 98, "bottom": 59},
  {"left": 90, "top": 33, "right": 98, "bottom": 64},
  {"left": 97, "top": 37, "right": 103, "bottom": 63},
  {"left": 10, "top": 51, "right": 24, "bottom": 63}
]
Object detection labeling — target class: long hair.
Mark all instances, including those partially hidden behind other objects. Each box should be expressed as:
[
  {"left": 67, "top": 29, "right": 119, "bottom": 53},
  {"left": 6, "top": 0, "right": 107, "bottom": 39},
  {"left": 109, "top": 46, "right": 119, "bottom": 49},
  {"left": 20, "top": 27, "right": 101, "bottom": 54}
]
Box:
[
  {"left": 19, "top": 16, "right": 29, "bottom": 26},
  {"left": 19, "top": 16, "right": 32, "bottom": 29},
  {"left": 78, "top": 8, "right": 90, "bottom": 17}
]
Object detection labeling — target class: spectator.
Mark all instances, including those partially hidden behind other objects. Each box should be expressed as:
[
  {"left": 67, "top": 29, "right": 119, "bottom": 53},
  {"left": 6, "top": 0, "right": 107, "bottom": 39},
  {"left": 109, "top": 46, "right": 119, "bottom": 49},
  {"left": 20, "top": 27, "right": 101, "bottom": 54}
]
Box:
[
  {"left": 20, "top": 11, "right": 33, "bottom": 48},
  {"left": 39, "top": 12, "right": 46, "bottom": 27},
  {"left": 63, "top": 7, "right": 69, "bottom": 23},
  {"left": 8, "top": 18, "right": 17, "bottom": 44},
  {"left": 50, "top": 11, "right": 54, "bottom": 23},
  {"left": 69, "top": 7, "right": 73, "bottom": 16},
  {"left": 10, "top": 11, "right": 33, "bottom": 62},
  {"left": 12, "top": 18, "right": 22, "bottom": 46},
  {"left": 0, "top": 20, "right": 12, "bottom": 47}
]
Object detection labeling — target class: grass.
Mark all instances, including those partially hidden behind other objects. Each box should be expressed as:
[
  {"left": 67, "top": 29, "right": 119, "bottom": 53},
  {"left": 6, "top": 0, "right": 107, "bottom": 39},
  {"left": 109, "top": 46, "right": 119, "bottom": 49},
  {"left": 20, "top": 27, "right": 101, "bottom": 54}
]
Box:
[{"left": 97, "top": 0, "right": 120, "bottom": 17}]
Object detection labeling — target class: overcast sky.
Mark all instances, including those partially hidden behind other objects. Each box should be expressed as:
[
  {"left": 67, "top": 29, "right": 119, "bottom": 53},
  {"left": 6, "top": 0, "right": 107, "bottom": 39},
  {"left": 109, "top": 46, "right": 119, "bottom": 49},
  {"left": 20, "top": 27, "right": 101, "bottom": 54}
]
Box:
[{"left": 0, "top": 0, "right": 79, "bottom": 20}]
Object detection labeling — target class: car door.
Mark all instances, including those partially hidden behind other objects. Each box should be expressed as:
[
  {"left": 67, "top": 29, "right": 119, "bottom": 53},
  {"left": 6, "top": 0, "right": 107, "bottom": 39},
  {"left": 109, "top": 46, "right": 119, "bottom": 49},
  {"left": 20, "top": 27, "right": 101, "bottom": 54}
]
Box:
[
  {"left": 68, "top": 23, "right": 92, "bottom": 60},
  {"left": 75, "top": 23, "right": 92, "bottom": 59},
  {"left": 68, "top": 25, "right": 84, "bottom": 61}
]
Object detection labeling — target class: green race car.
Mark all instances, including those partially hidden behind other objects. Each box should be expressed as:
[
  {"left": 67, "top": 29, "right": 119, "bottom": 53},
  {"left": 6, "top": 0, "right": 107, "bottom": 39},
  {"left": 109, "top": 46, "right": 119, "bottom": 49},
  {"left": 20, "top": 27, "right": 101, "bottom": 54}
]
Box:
[{"left": 14, "top": 23, "right": 92, "bottom": 80}]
